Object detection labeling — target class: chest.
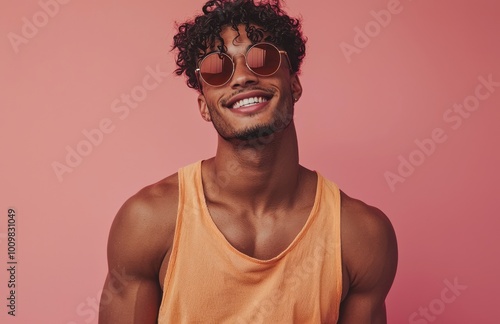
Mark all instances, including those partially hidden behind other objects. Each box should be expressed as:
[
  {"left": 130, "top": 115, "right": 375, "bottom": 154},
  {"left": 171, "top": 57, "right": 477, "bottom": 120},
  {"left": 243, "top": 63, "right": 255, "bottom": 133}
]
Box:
[{"left": 207, "top": 204, "right": 312, "bottom": 260}]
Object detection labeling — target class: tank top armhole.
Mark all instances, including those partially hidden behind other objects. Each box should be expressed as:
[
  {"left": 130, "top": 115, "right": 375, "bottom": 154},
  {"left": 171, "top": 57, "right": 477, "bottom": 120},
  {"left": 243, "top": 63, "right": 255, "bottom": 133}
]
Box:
[
  {"left": 159, "top": 167, "right": 185, "bottom": 301},
  {"left": 335, "top": 185, "right": 343, "bottom": 306}
]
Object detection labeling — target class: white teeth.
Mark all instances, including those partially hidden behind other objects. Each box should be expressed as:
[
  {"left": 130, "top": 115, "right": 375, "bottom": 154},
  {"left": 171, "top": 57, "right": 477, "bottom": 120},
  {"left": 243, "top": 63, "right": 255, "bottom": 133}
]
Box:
[{"left": 232, "top": 97, "right": 268, "bottom": 109}]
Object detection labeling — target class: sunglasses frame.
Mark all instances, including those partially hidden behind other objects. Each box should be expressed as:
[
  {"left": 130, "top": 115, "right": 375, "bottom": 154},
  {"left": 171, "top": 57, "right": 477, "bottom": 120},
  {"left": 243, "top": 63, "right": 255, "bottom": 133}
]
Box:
[{"left": 195, "top": 42, "right": 291, "bottom": 88}]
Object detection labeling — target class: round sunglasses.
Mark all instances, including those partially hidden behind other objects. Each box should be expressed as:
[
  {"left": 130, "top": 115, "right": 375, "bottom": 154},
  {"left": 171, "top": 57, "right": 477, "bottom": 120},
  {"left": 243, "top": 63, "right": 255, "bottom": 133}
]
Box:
[{"left": 195, "top": 42, "right": 290, "bottom": 87}]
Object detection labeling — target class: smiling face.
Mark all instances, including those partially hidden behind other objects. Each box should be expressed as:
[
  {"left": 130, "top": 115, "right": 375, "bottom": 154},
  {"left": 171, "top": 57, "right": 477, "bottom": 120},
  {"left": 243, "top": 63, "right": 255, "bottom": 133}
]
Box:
[{"left": 197, "top": 25, "right": 302, "bottom": 142}]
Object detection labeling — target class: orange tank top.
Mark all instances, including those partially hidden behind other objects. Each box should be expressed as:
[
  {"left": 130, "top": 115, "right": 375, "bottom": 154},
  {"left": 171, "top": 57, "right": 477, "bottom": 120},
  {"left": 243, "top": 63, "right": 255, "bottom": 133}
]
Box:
[{"left": 158, "top": 161, "right": 342, "bottom": 323}]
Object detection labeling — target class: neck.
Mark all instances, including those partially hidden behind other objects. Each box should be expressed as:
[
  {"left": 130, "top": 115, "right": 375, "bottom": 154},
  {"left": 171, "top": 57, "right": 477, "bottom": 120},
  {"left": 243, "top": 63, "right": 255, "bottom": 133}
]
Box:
[{"left": 202, "top": 121, "right": 302, "bottom": 214}]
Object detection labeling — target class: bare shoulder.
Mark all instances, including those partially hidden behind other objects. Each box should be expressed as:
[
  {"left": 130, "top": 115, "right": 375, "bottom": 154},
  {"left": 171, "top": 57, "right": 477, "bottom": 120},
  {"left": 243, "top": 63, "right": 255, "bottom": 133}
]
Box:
[
  {"left": 100, "top": 174, "right": 179, "bottom": 322},
  {"left": 340, "top": 191, "right": 396, "bottom": 249},
  {"left": 107, "top": 173, "right": 179, "bottom": 279},
  {"left": 340, "top": 191, "right": 398, "bottom": 294}
]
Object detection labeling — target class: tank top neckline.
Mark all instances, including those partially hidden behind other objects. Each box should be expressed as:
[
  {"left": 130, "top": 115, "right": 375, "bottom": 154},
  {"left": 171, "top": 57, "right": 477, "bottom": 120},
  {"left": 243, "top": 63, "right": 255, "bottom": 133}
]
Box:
[{"left": 192, "top": 160, "right": 323, "bottom": 265}]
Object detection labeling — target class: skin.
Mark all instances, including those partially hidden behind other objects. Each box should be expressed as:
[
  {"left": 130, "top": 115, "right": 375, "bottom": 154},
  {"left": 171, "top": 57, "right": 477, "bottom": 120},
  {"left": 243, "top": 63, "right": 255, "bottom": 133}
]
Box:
[{"left": 99, "top": 25, "right": 398, "bottom": 324}]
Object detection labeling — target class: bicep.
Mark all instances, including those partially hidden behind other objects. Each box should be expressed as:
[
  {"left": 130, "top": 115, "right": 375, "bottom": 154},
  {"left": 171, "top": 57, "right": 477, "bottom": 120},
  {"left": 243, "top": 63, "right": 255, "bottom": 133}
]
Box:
[
  {"left": 339, "top": 197, "right": 398, "bottom": 323},
  {"left": 338, "top": 291, "right": 387, "bottom": 324},
  {"left": 99, "top": 273, "right": 162, "bottom": 324},
  {"left": 99, "top": 194, "right": 170, "bottom": 323}
]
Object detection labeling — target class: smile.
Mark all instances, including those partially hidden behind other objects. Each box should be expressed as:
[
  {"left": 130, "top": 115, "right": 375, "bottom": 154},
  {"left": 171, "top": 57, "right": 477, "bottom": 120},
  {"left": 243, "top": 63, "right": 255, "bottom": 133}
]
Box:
[{"left": 232, "top": 97, "right": 269, "bottom": 109}]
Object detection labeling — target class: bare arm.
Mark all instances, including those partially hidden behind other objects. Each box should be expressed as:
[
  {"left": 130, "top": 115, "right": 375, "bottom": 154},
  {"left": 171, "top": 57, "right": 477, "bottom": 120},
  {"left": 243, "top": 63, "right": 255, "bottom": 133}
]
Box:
[
  {"left": 99, "top": 179, "right": 177, "bottom": 323},
  {"left": 338, "top": 194, "right": 398, "bottom": 324}
]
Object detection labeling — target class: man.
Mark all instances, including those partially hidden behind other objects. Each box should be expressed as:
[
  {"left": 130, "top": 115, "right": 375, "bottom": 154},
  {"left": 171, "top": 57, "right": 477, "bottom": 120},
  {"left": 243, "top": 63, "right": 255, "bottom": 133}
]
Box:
[{"left": 99, "top": 0, "right": 398, "bottom": 323}]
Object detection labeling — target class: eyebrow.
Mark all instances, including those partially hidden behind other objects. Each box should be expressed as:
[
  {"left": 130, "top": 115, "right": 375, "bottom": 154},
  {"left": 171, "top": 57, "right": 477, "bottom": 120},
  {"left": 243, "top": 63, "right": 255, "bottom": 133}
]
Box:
[{"left": 204, "top": 42, "right": 255, "bottom": 57}]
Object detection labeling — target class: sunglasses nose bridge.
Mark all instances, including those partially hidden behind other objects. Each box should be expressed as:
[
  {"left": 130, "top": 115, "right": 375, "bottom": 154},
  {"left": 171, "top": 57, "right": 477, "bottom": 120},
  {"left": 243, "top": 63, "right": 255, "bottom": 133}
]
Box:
[
  {"left": 231, "top": 53, "right": 251, "bottom": 72},
  {"left": 229, "top": 53, "right": 258, "bottom": 85}
]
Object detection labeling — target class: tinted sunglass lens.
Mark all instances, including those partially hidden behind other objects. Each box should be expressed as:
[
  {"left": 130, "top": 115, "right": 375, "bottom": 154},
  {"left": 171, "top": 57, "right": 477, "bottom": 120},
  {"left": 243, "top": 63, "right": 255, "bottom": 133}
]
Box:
[
  {"left": 200, "top": 53, "right": 233, "bottom": 86},
  {"left": 199, "top": 44, "right": 283, "bottom": 86},
  {"left": 247, "top": 44, "right": 281, "bottom": 76}
]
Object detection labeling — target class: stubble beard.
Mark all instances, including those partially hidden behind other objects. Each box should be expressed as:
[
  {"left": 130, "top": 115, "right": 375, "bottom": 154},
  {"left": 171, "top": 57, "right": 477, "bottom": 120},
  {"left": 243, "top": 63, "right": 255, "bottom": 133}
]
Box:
[{"left": 210, "top": 100, "right": 294, "bottom": 142}]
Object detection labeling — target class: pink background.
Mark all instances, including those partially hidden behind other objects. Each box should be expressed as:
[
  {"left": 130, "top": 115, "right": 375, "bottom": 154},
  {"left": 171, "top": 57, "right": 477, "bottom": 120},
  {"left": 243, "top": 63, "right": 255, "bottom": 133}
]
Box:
[{"left": 1, "top": 0, "right": 499, "bottom": 323}]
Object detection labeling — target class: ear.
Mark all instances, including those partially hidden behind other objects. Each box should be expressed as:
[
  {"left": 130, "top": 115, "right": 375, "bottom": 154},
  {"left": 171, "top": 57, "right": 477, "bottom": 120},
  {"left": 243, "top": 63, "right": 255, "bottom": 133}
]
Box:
[
  {"left": 197, "top": 94, "right": 212, "bottom": 122},
  {"left": 290, "top": 74, "right": 303, "bottom": 103}
]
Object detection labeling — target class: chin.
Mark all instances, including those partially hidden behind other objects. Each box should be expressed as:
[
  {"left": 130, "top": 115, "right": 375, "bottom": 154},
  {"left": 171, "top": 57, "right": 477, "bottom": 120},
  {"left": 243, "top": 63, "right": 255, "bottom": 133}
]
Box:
[
  {"left": 225, "top": 115, "right": 293, "bottom": 142},
  {"left": 233, "top": 124, "right": 277, "bottom": 141},
  {"left": 213, "top": 103, "right": 295, "bottom": 142}
]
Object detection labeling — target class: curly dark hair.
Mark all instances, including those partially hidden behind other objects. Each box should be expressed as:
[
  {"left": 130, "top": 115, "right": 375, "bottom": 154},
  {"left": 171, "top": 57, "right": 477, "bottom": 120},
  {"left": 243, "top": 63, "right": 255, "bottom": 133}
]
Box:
[{"left": 172, "top": 0, "right": 306, "bottom": 91}]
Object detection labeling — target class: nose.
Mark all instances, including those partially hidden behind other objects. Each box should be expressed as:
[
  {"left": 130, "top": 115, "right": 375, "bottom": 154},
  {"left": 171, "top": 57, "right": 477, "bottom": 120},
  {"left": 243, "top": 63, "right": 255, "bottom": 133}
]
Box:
[{"left": 229, "top": 55, "right": 258, "bottom": 88}]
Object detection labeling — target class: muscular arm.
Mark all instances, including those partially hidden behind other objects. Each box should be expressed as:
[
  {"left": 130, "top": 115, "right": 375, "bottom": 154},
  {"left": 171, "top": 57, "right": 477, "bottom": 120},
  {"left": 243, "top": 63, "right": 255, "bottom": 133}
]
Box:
[
  {"left": 99, "top": 178, "right": 177, "bottom": 323},
  {"left": 338, "top": 193, "right": 398, "bottom": 324}
]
